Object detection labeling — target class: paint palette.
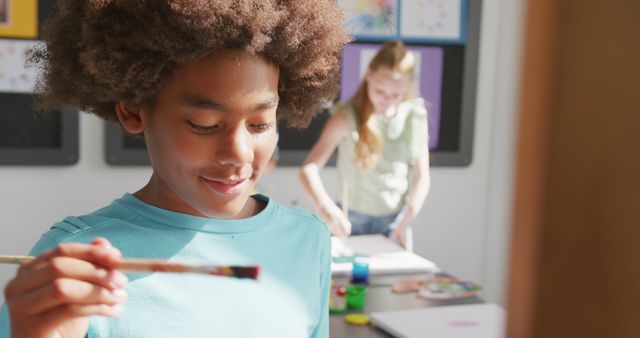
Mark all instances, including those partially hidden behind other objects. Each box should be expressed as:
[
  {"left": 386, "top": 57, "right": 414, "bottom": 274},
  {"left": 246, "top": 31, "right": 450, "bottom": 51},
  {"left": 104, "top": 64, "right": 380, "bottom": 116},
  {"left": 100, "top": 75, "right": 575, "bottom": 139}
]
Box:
[{"left": 417, "top": 277, "right": 482, "bottom": 299}]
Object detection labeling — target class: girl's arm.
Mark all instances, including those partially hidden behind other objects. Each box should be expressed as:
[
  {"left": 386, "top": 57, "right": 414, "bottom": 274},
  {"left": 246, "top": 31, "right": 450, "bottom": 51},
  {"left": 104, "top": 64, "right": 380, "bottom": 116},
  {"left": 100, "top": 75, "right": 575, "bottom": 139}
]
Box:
[
  {"left": 391, "top": 136, "right": 431, "bottom": 247},
  {"left": 299, "top": 110, "right": 352, "bottom": 236}
]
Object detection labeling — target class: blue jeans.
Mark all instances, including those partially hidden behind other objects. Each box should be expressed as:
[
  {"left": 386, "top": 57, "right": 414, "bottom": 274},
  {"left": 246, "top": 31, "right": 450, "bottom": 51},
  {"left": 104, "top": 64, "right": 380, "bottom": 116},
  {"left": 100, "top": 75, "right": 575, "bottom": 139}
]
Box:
[{"left": 338, "top": 204, "right": 400, "bottom": 236}]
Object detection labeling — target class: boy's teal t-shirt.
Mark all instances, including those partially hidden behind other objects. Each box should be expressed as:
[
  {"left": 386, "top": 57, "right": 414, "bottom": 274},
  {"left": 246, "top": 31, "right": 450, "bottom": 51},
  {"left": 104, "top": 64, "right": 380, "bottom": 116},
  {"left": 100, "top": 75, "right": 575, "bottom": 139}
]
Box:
[{"left": 0, "top": 194, "right": 331, "bottom": 338}]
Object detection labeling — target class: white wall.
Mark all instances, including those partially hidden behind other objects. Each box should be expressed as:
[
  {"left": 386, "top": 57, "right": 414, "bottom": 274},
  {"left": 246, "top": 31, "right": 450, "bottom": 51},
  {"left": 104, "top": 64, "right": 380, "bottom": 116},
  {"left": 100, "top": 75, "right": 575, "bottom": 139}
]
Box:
[
  {"left": 481, "top": 0, "right": 525, "bottom": 306},
  {"left": 0, "top": 0, "right": 524, "bottom": 305}
]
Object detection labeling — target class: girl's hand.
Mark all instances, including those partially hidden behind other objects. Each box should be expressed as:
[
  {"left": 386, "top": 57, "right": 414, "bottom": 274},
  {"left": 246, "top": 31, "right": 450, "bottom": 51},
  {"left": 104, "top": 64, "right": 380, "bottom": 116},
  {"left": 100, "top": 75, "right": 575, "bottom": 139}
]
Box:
[
  {"left": 390, "top": 226, "right": 408, "bottom": 249},
  {"left": 4, "top": 238, "right": 128, "bottom": 338},
  {"left": 319, "top": 203, "right": 352, "bottom": 237}
]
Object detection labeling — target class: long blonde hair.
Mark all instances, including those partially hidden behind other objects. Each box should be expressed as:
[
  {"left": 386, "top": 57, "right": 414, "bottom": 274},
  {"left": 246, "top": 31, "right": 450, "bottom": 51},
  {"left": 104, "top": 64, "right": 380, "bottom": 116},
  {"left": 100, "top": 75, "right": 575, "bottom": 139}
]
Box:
[{"left": 349, "top": 40, "right": 416, "bottom": 169}]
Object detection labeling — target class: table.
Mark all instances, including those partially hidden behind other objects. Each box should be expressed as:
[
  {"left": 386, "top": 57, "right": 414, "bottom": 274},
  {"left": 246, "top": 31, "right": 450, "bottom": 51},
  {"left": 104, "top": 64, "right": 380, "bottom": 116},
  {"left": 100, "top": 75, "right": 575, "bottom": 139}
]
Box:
[{"left": 329, "top": 273, "right": 484, "bottom": 338}]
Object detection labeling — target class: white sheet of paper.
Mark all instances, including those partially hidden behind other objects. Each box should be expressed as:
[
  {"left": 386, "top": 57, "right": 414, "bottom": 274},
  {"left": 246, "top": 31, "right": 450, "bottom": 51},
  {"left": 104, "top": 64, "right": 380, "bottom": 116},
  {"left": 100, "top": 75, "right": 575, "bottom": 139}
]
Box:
[
  {"left": 331, "top": 234, "right": 438, "bottom": 276},
  {"left": 370, "top": 303, "right": 506, "bottom": 338},
  {"left": 0, "top": 39, "right": 41, "bottom": 93},
  {"left": 400, "top": 0, "right": 462, "bottom": 40}
]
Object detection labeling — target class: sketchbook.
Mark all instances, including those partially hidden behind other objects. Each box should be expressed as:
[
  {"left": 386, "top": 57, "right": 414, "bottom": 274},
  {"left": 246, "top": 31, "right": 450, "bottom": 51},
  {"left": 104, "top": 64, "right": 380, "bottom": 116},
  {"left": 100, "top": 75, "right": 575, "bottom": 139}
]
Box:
[
  {"left": 370, "top": 303, "right": 506, "bottom": 338},
  {"left": 330, "top": 234, "right": 438, "bottom": 276}
]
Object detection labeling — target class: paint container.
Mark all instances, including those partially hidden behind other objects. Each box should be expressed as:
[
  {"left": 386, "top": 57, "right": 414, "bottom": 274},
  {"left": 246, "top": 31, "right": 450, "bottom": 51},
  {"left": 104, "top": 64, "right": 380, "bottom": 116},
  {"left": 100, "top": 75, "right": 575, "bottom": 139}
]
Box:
[
  {"left": 346, "top": 284, "right": 367, "bottom": 311},
  {"left": 351, "top": 258, "right": 369, "bottom": 285},
  {"left": 329, "top": 286, "right": 348, "bottom": 314}
]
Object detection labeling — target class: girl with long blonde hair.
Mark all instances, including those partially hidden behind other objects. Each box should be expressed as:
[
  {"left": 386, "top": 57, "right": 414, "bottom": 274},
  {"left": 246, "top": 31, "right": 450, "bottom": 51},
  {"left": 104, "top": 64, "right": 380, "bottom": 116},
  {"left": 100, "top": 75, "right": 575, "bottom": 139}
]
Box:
[{"left": 300, "top": 40, "right": 431, "bottom": 249}]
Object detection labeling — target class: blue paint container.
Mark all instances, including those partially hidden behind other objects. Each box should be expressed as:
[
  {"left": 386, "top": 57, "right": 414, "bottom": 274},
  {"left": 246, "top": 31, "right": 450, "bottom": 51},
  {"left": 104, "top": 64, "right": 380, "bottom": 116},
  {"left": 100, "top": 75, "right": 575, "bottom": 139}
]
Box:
[{"left": 351, "top": 259, "right": 369, "bottom": 284}]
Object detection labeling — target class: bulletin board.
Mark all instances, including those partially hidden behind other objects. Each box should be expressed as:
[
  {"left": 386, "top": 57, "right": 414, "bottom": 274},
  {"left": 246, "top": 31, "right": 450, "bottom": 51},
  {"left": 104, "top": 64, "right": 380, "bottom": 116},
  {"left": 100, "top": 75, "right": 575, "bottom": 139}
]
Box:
[
  {"left": 104, "top": 122, "right": 150, "bottom": 166},
  {"left": 278, "top": 0, "right": 480, "bottom": 166},
  {"left": 0, "top": 0, "right": 79, "bottom": 165}
]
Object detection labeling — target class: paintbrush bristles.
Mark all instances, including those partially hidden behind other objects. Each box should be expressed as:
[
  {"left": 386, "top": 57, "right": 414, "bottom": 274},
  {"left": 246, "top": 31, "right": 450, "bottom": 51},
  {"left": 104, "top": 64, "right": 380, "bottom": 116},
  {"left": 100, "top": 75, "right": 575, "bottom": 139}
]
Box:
[{"left": 229, "top": 266, "right": 261, "bottom": 279}]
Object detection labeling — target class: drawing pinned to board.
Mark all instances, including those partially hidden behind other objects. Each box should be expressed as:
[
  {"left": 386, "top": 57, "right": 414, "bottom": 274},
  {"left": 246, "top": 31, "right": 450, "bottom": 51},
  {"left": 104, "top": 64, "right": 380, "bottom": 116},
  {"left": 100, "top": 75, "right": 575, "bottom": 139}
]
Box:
[
  {"left": 0, "top": 1, "right": 79, "bottom": 166},
  {"left": 340, "top": 43, "right": 444, "bottom": 149},
  {"left": 400, "top": 0, "right": 463, "bottom": 41},
  {"left": 337, "top": 0, "right": 467, "bottom": 44},
  {"left": 338, "top": 0, "right": 398, "bottom": 38},
  {"left": 0, "top": 0, "right": 8, "bottom": 26},
  {"left": 0, "top": 0, "right": 38, "bottom": 38},
  {"left": 0, "top": 39, "right": 40, "bottom": 93}
]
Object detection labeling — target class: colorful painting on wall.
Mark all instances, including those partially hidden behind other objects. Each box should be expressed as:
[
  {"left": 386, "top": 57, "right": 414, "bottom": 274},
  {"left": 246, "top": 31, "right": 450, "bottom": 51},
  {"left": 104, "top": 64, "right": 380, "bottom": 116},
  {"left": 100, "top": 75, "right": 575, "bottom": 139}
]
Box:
[
  {"left": 0, "top": 0, "right": 38, "bottom": 39},
  {"left": 337, "top": 0, "right": 467, "bottom": 44},
  {"left": 338, "top": 0, "right": 399, "bottom": 39}
]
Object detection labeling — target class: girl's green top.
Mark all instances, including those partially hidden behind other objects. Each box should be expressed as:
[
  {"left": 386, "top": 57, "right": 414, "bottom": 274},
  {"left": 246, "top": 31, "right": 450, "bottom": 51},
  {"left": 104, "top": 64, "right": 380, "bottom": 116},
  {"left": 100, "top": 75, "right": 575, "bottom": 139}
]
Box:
[{"left": 336, "top": 98, "right": 428, "bottom": 216}]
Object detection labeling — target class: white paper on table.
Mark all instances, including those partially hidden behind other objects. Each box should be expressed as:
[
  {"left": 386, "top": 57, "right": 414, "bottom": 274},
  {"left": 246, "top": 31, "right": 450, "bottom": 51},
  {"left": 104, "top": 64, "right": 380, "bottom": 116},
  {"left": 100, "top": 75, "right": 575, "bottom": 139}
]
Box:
[{"left": 331, "top": 234, "right": 438, "bottom": 276}]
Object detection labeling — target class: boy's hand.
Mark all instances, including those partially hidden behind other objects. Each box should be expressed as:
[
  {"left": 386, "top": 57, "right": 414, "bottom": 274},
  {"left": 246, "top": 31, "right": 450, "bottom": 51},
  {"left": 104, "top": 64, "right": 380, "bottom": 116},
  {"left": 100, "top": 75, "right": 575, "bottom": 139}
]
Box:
[{"left": 4, "top": 238, "right": 128, "bottom": 338}]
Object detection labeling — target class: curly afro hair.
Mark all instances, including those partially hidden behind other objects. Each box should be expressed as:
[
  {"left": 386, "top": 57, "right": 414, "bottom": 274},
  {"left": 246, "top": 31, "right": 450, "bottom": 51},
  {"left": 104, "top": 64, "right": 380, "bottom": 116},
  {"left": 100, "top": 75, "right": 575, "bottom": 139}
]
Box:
[{"left": 28, "top": 0, "right": 350, "bottom": 128}]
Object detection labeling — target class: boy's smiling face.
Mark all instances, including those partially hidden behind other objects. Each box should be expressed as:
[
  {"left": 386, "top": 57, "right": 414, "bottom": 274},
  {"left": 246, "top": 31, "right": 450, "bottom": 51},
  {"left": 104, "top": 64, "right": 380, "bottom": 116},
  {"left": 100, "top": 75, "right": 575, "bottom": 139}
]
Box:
[{"left": 117, "top": 50, "right": 279, "bottom": 219}]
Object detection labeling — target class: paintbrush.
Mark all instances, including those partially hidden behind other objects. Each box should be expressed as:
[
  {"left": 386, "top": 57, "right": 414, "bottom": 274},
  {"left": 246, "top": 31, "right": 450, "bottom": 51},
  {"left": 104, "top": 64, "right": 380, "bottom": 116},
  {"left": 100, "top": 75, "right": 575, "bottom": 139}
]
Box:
[{"left": 0, "top": 255, "right": 260, "bottom": 280}]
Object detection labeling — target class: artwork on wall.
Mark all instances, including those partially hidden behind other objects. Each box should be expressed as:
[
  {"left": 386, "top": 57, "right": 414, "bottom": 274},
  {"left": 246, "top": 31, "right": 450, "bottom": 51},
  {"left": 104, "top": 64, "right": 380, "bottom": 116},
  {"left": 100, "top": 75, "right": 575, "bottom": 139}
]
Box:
[
  {"left": 0, "top": 39, "right": 40, "bottom": 93},
  {"left": 0, "top": 0, "right": 38, "bottom": 39},
  {"left": 339, "top": 43, "right": 444, "bottom": 149},
  {"left": 0, "top": 0, "right": 79, "bottom": 165},
  {"left": 0, "top": 0, "right": 8, "bottom": 25},
  {"left": 400, "top": 0, "right": 463, "bottom": 41},
  {"left": 338, "top": 0, "right": 398, "bottom": 39},
  {"left": 338, "top": 0, "right": 467, "bottom": 44}
]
